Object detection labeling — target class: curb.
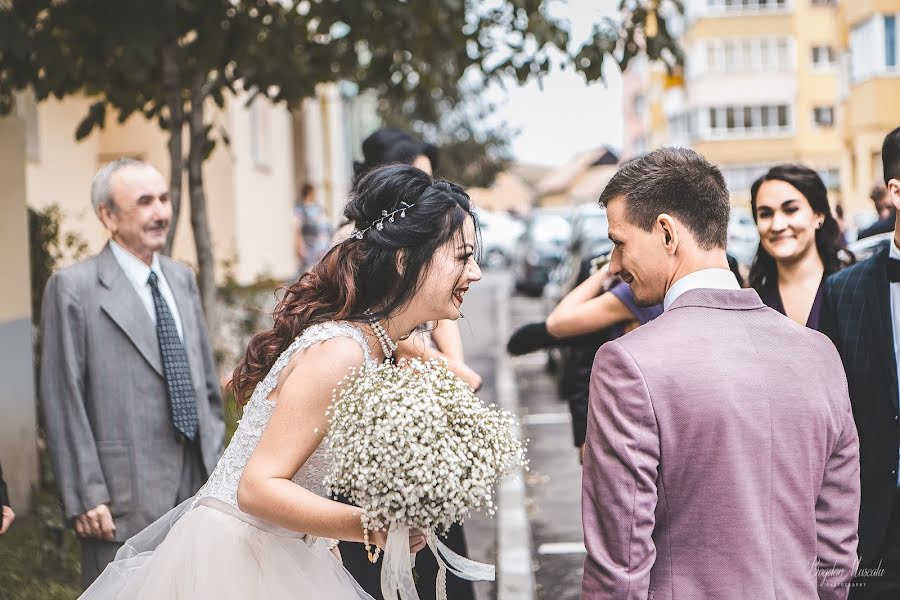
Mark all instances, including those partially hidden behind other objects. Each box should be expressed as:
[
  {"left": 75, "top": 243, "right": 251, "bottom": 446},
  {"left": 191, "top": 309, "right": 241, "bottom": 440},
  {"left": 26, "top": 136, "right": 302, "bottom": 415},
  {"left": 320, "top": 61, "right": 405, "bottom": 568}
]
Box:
[{"left": 495, "top": 275, "right": 536, "bottom": 600}]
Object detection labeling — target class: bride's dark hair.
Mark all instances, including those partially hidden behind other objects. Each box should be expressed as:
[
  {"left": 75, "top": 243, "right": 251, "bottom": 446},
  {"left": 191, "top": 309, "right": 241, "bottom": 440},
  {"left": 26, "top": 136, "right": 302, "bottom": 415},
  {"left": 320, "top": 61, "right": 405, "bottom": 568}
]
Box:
[{"left": 228, "top": 164, "right": 478, "bottom": 404}]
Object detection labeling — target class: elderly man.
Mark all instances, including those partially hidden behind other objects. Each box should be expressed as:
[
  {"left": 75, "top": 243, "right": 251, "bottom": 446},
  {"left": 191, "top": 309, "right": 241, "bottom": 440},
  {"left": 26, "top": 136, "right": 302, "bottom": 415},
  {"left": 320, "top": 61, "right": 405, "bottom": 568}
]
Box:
[
  {"left": 581, "top": 148, "right": 860, "bottom": 599},
  {"left": 40, "top": 158, "right": 224, "bottom": 589}
]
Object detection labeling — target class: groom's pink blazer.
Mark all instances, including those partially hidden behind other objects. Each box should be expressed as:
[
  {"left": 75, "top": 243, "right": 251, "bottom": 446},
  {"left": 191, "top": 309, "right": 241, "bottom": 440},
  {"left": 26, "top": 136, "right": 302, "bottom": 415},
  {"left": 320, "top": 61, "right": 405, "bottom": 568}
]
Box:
[{"left": 581, "top": 288, "right": 860, "bottom": 600}]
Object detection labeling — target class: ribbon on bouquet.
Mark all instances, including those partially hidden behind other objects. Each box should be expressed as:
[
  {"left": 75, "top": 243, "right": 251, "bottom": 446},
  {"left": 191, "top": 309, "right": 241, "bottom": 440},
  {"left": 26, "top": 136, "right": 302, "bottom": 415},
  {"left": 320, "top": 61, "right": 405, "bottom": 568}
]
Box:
[{"left": 380, "top": 525, "right": 496, "bottom": 600}]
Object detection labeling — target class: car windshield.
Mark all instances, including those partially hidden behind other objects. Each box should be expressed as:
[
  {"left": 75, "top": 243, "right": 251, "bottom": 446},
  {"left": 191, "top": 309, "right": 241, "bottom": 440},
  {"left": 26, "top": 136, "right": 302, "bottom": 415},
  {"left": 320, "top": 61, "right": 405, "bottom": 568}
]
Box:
[
  {"left": 579, "top": 215, "right": 609, "bottom": 242},
  {"left": 530, "top": 215, "right": 571, "bottom": 243}
]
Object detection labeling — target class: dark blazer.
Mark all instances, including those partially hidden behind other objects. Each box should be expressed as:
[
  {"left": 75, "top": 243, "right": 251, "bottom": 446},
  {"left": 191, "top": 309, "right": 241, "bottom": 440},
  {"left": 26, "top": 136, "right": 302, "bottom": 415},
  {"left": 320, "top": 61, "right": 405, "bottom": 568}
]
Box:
[
  {"left": 820, "top": 243, "right": 899, "bottom": 564},
  {"left": 40, "top": 243, "right": 225, "bottom": 540}
]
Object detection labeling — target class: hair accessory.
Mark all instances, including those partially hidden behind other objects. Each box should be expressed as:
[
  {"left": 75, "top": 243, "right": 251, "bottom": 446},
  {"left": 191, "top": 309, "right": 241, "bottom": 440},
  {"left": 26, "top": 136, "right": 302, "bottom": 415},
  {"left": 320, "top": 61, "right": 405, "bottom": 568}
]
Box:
[{"left": 351, "top": 202, "right": 416, "bottom": 239}]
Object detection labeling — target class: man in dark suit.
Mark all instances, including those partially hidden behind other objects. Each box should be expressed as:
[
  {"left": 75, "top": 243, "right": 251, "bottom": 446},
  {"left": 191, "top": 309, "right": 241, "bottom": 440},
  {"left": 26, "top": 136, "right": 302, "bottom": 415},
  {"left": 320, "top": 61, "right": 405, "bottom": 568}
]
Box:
[
  {"left": 40, "top": 158, "right": 225, "bottom": 588},
  {"left": 821, "top": 126, "right": 900, "bottom": 598}
]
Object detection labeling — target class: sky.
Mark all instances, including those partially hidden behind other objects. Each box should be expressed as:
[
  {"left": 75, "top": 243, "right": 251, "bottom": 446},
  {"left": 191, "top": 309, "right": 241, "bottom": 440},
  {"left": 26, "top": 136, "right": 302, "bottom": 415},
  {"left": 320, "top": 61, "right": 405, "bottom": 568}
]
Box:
[{"left": 487, "top": 0, "right": 624, "bottom": 167}]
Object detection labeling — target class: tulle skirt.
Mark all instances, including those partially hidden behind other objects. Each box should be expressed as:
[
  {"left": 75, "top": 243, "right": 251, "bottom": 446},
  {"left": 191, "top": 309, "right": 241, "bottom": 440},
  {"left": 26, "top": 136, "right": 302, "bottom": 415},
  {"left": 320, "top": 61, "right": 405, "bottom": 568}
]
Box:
[{"left": 81, "top": 497, "right": 374, "bottom": 599}]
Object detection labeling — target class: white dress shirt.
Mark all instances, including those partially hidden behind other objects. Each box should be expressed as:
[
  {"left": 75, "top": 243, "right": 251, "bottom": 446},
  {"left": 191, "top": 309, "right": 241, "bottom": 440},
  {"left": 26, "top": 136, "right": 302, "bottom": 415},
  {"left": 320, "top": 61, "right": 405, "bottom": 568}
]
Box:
[
  {"left": 109, "top": 240, "right": 184, "bottom": 342},
  {"left": 663, "top": 267, "right": 742, "bottom": 311}
]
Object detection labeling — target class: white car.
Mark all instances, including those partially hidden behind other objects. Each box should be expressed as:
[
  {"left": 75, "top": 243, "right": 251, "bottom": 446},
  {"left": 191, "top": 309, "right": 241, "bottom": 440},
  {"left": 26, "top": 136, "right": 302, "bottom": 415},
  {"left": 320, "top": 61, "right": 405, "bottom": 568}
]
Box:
[
  {"left": 848, "top": 231, "right": 892, "bottom": 260},
  {"left": 477, "top": 210, "right": 526, "bottom": 268},
  {"left": 728, "top": 208, "right": 760, "bottom": 268}
]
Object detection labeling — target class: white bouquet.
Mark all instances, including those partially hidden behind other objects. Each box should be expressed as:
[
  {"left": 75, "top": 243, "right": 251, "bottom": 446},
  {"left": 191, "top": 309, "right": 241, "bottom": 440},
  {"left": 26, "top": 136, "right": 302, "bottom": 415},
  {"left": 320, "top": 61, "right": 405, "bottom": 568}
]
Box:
[{"left": 324, "top": 358, "right": 527, "bottom": 600}]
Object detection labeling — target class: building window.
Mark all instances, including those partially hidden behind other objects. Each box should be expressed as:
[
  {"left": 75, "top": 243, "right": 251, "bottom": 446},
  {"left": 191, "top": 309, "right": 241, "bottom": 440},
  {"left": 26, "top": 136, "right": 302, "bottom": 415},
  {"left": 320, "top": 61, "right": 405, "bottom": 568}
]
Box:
[
  {"left": 810, "top": 0, "right": 835, "bottom": 6},
  {"left": 777, "top": 105, "right": 789, "bottom": 127},
  {"left": 818, "top": 167, "right": 840, "bottom": 191},
  {"left": 887, "top": 16, "right": 897, "bottom": 68},
  {"left": 811, "top": 45, "right": 835, "bottom": 68},
  {"left": 850, "top": 14, "right": 900, "bottom": 82},
  {"left": 720, "top": 163, "right": 778, "bottom": 194},
  {"left": 703, "top": 0, "right": 789, "bottom": 14},
  {"left": 813, "top": 106, "right": 834, "bottom": 127},
  {"left": 702, "top": 103, "right": 792, "bottom": 138},
  {"left": 698, "top": 38, "right": 792, "bottom": 74},
  {"left": 249, "top": 99, "right": 270, "bottom": 170},
  {"left": 15, "top": 90, "right": 40, "bottom": 163}
]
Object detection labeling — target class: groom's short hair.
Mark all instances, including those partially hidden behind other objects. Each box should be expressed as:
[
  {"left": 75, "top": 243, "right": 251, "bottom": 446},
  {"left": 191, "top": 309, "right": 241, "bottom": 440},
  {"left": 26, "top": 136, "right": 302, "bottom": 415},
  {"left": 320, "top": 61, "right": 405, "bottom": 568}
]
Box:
[{"left": 598, "top": 147, "right": 730, "bottom": 250}]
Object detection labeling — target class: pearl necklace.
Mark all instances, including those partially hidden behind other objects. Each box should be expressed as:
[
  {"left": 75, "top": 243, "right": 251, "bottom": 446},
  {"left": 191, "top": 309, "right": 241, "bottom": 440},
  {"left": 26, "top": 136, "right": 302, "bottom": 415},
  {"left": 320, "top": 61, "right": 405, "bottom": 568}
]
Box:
[{"left": 364, "top": 310, "right": 397, "bottom": 360}]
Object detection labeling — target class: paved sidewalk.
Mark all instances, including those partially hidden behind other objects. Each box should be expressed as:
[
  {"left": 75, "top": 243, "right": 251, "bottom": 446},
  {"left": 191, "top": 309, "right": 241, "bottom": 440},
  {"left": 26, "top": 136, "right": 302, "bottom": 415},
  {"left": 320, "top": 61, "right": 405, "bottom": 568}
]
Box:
[{"left": 509, "top": 293, "right": 586, "bottom": 600}]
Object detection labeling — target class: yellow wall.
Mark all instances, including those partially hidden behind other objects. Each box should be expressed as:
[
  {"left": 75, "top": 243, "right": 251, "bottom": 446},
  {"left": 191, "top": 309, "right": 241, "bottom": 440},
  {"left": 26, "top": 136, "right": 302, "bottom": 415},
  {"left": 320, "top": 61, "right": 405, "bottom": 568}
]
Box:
[
  {"left": 846, "top": 78, "right": 900, "bottom": 134},
  {"left": 229, "top": 96, "right": 298, "bottom": 282},
  {"left": 23, "top": 95, "right": 296, "bottom": 285},
  {"left": 25, "top": 97, "right": 106, "bottom": 254},
  {"left": 686, "top": 14, "right": 791, "bottom": 41},
  {"left": 0, "top": 113, "right": 40, "bottom": 514},
  {"left": 0, "top": 117, "right": 32, "bottom": 323},
  {"left": 844, "top": 0, "right": 900, "bottom": 28}
]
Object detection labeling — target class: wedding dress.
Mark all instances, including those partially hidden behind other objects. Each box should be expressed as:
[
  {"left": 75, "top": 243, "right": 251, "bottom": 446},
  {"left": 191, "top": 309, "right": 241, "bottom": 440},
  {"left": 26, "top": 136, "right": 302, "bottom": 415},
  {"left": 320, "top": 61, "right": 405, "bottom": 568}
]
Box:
[{"left": 81, "top": 321, "right": 377, "bottom": 599}]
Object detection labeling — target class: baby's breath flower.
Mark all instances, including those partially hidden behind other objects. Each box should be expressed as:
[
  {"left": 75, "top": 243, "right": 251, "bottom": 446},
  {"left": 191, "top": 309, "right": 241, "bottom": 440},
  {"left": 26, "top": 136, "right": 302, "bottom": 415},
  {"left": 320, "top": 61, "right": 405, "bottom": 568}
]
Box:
[{"left": 324, "top": 358, "right": 528, "bottom": 535}]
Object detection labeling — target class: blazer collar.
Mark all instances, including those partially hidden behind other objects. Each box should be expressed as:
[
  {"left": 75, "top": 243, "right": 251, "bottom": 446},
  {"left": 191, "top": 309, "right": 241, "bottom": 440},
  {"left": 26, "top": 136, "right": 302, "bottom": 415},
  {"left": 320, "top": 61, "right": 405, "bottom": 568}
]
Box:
[{"left": 666, "top": 287, "right": 767, "bottom": 312}]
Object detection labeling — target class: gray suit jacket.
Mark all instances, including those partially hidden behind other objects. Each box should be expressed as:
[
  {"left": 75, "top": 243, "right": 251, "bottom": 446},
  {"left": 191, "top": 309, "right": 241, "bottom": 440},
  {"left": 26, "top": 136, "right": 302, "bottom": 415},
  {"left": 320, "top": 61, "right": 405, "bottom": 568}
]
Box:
[{"left": 40, "top": 243, "right": 225, "bottom": 540}]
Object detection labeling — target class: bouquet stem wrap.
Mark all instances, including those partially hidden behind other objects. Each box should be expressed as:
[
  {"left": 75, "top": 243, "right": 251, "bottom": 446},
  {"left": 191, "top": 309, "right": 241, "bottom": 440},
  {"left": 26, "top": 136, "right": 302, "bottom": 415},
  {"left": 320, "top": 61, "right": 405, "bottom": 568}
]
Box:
[{"left": 380, "top": 525, "right": 496, "bottom": 600}]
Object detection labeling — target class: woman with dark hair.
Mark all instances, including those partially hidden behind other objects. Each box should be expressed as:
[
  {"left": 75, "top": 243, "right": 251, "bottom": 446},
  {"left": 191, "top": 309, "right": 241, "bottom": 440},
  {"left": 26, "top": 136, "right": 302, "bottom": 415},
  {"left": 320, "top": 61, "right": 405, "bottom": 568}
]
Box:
[
  {"left": 341, "top": 127, "right": 483, "bottom": 392},
  {"left": 749, "top": 164, "right": 853, "bottom": 328},
  {"left": 79, "top": 165, "right": 483, "bottom": 599},
  {"left": 339, "top": 128, "right": 479, "bottom": 600}
]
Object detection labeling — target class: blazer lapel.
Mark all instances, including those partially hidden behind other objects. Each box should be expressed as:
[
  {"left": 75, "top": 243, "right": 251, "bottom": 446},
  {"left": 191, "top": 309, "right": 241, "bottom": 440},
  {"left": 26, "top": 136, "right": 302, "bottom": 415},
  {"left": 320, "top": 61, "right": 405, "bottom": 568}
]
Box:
[
  {"left": 864, "top": 245, "right": 899, "bottom": 410},
  {"left": 97, "top": 244, "right": 163, "bottom": 376}
]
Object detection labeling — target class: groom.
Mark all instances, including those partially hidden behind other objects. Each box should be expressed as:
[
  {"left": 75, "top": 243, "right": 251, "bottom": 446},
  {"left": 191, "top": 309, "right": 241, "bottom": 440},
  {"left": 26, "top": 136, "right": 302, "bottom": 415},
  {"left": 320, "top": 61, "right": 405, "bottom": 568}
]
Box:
[{"left": 581, "top": 148, "right": 860, "bottom": 599}]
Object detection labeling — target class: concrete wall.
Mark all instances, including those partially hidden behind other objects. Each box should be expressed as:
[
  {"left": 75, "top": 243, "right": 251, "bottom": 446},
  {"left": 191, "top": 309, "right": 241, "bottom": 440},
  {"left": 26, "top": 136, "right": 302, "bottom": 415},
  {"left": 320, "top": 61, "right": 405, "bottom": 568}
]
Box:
[
  {"left": 230, "top": 96, "right": 297, "bottom": 283},
  {"left": 0, "top": 114, "right": 39, "bottom": 513}
]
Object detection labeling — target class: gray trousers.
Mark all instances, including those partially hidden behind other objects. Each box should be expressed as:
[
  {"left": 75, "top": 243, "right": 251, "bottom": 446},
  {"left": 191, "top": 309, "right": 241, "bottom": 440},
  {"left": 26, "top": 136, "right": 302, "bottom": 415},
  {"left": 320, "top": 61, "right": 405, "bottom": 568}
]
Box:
[{"left": 80, "top": 440, "right": 206, "bottom": 590}]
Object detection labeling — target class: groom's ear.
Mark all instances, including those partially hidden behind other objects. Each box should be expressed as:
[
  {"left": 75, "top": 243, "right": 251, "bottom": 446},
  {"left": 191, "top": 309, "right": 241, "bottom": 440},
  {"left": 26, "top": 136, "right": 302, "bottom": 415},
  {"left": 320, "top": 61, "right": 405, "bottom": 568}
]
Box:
[{"left": 657, "top": 214, "right": 678, "bottom": 254}]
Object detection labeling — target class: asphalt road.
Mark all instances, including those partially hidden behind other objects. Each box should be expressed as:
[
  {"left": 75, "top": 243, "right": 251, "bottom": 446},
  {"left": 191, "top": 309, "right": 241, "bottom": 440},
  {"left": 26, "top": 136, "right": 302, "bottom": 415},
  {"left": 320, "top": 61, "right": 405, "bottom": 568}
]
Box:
[{"left": 458, "top": 271, "right": 585, "bottom": 600}]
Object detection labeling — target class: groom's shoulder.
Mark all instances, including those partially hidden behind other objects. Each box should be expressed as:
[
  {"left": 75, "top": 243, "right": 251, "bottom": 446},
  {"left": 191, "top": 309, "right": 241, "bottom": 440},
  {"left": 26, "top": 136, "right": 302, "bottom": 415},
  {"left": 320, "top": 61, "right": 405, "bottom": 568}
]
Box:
[{"left": 603, "top": 308, "right": 685, "bottom": 355}]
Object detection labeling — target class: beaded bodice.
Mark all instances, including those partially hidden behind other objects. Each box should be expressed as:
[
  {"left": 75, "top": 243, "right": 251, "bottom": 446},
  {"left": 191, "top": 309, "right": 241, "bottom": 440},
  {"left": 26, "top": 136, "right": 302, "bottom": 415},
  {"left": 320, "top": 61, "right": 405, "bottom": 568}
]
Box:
[{"left": 194, "top": 321, "right": 375, "bottom": 509}]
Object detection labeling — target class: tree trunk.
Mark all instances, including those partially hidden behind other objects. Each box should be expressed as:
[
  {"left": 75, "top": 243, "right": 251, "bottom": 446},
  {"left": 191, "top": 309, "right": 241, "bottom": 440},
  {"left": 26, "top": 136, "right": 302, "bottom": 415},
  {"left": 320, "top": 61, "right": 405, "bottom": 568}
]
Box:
[
  {"left": 187, "top": 71, "right": 219, "bottom": 346},
  {"left": 162, "top": 42, "right": 184, "bottom": 256}
]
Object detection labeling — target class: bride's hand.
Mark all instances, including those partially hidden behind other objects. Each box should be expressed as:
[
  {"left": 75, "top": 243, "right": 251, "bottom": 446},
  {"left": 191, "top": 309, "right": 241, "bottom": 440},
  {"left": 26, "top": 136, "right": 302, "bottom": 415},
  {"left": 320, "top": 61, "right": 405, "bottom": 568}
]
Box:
[
  {"left": 409, "top": 529, "right": 427, "bottom": 554},
  {"left": 370, "top": 527, "right": 428, "bottom": 554}
]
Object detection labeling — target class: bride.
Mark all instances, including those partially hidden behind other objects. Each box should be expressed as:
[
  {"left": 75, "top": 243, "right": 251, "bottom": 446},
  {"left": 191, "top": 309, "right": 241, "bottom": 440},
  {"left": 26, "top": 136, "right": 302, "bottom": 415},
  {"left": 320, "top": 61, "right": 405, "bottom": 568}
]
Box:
[{"left": 81, "top": 164, "right": 483, "bottom": 599}]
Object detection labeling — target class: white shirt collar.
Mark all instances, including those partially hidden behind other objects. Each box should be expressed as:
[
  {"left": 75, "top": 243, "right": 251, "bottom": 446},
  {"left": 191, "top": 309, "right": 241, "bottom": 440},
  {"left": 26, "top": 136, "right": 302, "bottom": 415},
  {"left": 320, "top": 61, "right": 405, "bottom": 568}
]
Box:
[
  {"left": 663, "top": 267, "right": 741, "bottom": 311},
  {"left": 109, "top": 239, "right": 161, "bottom": 287}
]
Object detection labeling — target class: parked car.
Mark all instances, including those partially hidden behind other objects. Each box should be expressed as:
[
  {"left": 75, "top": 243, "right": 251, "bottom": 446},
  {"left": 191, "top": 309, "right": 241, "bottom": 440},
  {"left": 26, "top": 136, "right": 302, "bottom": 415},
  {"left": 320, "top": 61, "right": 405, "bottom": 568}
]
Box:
[
  {"left": 727, "top": 207, "right": 759, "bottom": 268},
  {"left": 513, "top": 210, "right": 572, "bottom": 296},
  {"left": 477, "top": 210, "right": 525, "bottom": 269},
  {"left": 543, "top": 210, "right": 611, "bottom": 318},
  {"left": 848, "top": 230, "right": 891, "bottom": 260},
  {"left": 542, "top": 209, "right": 613, "bottom": 396}
]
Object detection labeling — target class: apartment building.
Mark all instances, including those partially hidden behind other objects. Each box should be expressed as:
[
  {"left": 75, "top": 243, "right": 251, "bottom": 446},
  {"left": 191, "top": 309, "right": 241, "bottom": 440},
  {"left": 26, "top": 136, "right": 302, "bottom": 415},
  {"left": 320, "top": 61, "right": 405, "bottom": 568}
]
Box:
[
  {"left": 664, "top": 0, "right": 847, "bottom": 208},
  {"left": 838, "top": 1, "right": 900, "bottom": 206}
]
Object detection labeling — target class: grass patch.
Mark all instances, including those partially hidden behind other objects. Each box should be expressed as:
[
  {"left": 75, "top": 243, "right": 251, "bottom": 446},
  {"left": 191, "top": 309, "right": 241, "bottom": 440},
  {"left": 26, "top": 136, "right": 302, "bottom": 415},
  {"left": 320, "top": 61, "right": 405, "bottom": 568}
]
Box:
[{"left": 0, "top": 486, "right": 80, "bottom": 599}]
